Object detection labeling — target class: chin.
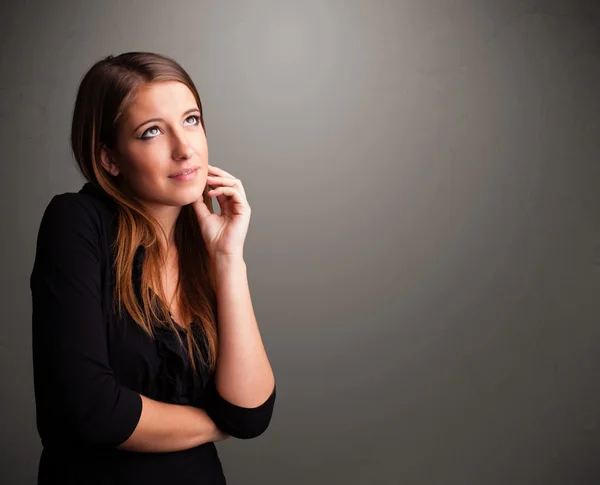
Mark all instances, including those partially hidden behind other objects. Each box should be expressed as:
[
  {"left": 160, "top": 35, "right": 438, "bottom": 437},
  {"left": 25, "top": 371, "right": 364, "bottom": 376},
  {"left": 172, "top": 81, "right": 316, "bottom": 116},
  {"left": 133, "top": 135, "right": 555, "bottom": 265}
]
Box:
[
  {"left": 142, "top": 180, "right": 204, "bottom": 207},
  {"left": 176, "top": 186, "right": 205, "bottom": 206}
]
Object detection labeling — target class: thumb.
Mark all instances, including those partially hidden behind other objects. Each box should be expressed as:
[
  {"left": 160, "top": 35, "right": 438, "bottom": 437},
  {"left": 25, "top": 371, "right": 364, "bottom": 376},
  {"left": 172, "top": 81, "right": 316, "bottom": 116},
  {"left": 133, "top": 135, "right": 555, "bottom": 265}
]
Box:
[{"left": 192, "top": 198, "right": 212, "bottom": 221}]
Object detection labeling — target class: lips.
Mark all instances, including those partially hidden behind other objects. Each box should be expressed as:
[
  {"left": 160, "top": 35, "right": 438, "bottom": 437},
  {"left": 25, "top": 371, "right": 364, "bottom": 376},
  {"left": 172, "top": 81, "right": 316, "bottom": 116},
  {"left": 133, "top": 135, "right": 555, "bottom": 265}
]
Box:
[{"left": 169, "top": 166, "right": 199, "bottom": 177}]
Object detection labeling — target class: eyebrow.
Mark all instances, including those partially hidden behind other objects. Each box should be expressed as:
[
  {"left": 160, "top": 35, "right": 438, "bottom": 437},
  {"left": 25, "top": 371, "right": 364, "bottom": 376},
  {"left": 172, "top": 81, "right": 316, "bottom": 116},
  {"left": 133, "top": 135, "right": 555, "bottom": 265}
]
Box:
[{"left": 132, "top": 108, "right": 200, "bottom": 134}]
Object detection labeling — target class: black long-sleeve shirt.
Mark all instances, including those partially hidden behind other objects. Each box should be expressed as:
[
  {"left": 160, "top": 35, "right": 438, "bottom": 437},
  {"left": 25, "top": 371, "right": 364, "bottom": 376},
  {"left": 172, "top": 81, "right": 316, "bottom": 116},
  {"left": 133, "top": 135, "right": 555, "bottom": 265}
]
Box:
[{"left": 30, "top": 182, "right": 276, "bottom": 484}]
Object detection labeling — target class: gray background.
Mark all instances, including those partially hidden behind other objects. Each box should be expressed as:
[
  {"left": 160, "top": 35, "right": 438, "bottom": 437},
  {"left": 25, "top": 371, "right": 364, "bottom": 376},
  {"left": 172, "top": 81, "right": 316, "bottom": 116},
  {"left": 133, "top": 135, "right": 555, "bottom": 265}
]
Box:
[{"left": 2, "top": 0, "right": 600, "bottom": 483}]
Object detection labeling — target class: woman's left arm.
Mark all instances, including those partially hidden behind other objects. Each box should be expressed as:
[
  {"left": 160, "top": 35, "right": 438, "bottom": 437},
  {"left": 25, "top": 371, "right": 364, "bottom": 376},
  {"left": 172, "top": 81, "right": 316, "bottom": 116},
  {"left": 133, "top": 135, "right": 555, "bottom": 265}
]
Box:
[
  {"left": 212, "top": 254, "right": 275, "bottom": 407},
  {"left": 200, "top": 256, "right": 276, "bottom": 440},
  {"left": 193, "top": 164, "right": 276, "bottom": 439}
]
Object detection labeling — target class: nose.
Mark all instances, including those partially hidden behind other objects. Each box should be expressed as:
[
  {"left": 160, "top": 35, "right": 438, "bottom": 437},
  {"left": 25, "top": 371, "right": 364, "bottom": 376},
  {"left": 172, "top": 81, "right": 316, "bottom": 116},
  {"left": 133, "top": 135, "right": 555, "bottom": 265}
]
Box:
[
  {"left": 175, "top": 145, "right": 194, "bottom": 160},
  {"left": 172, "top": 133, "right": 195, "bottom": 160}
]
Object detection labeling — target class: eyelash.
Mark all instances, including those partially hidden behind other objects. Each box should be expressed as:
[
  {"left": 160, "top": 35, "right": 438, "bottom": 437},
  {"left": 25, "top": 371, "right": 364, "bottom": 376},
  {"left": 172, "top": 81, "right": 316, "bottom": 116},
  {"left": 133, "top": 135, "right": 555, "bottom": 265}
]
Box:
[{"left": 139, "top": 115, "right": 201, "bottom": 140}]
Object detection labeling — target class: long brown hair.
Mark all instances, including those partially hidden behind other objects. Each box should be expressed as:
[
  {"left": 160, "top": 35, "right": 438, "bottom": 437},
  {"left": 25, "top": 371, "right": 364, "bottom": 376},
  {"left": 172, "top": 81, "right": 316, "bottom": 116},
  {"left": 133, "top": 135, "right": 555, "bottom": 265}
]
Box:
[{"left": 70, "top": 52, "right": 217, "bottom": 375}]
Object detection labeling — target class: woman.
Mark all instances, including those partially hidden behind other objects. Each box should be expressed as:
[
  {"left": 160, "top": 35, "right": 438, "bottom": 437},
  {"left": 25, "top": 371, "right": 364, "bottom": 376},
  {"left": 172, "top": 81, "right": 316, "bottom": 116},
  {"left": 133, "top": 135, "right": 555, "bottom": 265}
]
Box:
[{"left": 30, "top": 52, "right": 276, "bottom": 484}]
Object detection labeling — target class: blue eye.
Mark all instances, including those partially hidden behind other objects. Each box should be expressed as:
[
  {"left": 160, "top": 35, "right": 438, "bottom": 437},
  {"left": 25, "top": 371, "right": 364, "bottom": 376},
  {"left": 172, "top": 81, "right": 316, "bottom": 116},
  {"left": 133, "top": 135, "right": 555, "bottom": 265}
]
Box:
[
  {"left": 185, "top": 115, "right": 201, "bottom": 126},
  {"left": 139, "top": 115, "right": 201, "bottom": 140},
  {"left": 140, "top": 126, "right": 161, "bottom": 139}
]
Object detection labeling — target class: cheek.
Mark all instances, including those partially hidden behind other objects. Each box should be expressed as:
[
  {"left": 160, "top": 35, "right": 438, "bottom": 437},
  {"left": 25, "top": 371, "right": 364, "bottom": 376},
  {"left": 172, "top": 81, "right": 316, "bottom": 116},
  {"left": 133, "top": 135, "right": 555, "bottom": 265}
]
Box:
[{"left": 127, "top": 146, "right": 168, "bottom": 176}]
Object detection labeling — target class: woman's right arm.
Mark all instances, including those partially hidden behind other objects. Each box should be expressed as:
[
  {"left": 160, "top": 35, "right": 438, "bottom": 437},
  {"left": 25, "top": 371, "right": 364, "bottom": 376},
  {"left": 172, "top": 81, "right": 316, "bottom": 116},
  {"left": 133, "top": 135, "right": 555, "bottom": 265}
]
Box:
[
  {"left": 30, "top": 194, "right": 226, "bottom": 453},
  {"left": 117, "top": 396, "right": 228, "bottom": 452}
]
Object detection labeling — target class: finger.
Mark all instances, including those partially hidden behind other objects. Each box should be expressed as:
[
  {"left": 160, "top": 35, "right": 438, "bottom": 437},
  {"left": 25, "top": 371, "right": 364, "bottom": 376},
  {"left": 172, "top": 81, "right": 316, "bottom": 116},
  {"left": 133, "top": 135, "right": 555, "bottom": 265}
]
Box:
[
  {"left": 207, "top": 175, "right": 246, "bottom": 198},
  {"left": 206, "top": 175, "right": 240, "bottom": 187},
  {"left": 208, "top": 186, "right": 249, "bottom": 210},
  {"left": 208, "top": 179, "right": 246, "bottom": 199},
  {"left": 192, "top": 198, "right": 212, "bottom": 221},
  {"left": 207, "top": 164, "right": 235, "bottom": 178},
  {"left": 208, "top": 184, "right": 247, "bottom": 202},
  {"left": 206, "top": 166, "right": 248, "bottom": 200}
]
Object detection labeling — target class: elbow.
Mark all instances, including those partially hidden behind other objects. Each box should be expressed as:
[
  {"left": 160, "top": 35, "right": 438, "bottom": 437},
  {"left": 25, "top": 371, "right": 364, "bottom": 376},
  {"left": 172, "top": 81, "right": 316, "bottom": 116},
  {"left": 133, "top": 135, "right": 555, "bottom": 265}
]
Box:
[
  {"left": 232, "top": 425, "right": 271, "bottom": 440},
  {"left": 229, "top": 410, "right": 275, "bottom": 440},
  {"left": 207, "top": 385, "right": 277, "bottom": 440}
]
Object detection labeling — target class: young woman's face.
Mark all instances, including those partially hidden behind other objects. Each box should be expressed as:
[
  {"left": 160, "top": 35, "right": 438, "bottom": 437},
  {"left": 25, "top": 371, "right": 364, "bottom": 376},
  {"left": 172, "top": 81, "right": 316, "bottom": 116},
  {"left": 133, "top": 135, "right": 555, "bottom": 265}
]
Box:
[{"left": 103, "top": 81, "right": 208, "bottom": 208}]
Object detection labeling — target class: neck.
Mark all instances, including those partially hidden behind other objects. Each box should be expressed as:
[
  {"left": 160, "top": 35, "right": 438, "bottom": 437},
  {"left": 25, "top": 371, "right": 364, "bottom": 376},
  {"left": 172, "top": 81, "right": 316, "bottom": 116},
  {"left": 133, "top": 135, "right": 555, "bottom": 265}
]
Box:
[{"left": 142, "top": 202, "right": 181, "bottom": 253}]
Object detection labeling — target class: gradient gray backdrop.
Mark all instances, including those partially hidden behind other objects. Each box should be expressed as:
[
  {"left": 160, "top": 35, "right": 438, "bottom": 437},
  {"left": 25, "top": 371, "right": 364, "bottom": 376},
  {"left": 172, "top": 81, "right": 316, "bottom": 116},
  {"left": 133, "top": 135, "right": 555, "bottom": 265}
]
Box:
[{"left": 2, "top": 0, "right": 600, "bottom": 483}]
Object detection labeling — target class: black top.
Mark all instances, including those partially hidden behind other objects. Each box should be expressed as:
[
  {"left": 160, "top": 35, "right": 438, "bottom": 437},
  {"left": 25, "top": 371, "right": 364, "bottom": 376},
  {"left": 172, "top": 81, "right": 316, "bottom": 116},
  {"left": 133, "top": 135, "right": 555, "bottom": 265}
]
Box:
[{"left": 30, "top": 182, "right": 276, "bottom": 484}]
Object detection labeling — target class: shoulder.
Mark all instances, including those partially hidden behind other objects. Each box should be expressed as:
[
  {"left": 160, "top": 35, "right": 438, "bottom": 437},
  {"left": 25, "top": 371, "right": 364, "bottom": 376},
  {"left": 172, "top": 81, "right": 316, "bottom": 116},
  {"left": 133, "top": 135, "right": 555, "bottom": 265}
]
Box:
[
  {"left": 40, "top": 193, "right": 101, "bottom": 235},
  {"left": 43, "top": 191, "right": 96, "bottom": 218},
  {"left": 42, "top": 182, "right": 118, "bottom": 228},
  {"left": 37, "top": 190, "right": 115, "bottom": 253}
]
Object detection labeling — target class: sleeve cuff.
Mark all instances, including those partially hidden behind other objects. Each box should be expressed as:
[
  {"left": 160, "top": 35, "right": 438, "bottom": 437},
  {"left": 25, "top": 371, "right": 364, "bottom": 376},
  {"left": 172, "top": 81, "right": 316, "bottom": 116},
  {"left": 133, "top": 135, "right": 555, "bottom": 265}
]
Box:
[{"left": 204, "top": 380, "right": 276, "bottom": 440}]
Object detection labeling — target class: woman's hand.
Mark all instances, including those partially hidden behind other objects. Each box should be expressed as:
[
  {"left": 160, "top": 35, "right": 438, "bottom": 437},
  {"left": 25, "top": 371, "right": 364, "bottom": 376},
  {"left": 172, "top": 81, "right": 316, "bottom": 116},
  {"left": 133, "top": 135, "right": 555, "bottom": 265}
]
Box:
[{"left": 192, "top": 164, "right": 251, "bottom": 260}]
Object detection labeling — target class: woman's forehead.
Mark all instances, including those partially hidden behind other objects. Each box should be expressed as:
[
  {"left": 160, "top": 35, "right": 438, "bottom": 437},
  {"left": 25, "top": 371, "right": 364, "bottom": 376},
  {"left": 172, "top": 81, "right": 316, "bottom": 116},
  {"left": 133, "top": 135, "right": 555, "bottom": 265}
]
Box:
[{"left": 122, "top": 82, "right": 198, "bottom": 124}]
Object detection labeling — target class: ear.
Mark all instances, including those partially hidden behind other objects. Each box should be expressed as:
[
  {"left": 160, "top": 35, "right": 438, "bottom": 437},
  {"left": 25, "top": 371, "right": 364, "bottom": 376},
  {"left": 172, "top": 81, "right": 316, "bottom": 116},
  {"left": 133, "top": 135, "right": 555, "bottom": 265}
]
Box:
[{"left": 100, "top": 145, "right": 120, "bottom": 176}]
